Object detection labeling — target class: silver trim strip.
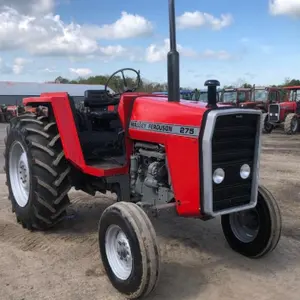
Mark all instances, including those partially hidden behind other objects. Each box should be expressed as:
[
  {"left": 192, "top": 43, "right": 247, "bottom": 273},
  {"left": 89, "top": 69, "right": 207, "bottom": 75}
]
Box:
[
  {"left": 202, "top": 108, "right": 262, "bottom": 217},
  {"left": 129, "top": 120, "right": 200, "bottom": 137}
]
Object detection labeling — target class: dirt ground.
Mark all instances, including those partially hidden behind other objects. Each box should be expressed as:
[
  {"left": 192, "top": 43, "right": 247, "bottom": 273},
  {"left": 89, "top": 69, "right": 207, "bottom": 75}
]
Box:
[{"left": 1, "top": 125, "right": 300, "bottom": 300}]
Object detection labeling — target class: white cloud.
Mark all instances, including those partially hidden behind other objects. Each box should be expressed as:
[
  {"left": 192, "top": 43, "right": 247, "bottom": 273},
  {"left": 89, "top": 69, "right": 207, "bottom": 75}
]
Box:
[
  {"left": 0, "top": 5, "right": 153, "bottom": 58},
  {"left": 201, "top": 49, "right": 232, "bottom": 60},
  {"left": 12, "top": 57, "right": 30, "bottom": 74},
  {"left": 0, "top": 56, "right": 30, "bottom": 74},
  {"left": 145, "top": 39, "right": 197, "bottom": 62},
  {"left": 69, "top": 68, "right": 92, "bottom": 77},
  {"left": 269, "top": 0, "right": 300, "bottom": 17},
  {"left": 0, "top": 0, "right": 54, "bottom": 15},
  {"left": 82, "top": 11, "right": 154, "bottom": 40},
  {"left": 43, "top": 67, "right": 58, "bottom": 73},
  {"left": 177, "top": 11, "right": 233, "bottom": 30},
  {"left": 145, "top": 38, "right": 232, "bottom": 63}
]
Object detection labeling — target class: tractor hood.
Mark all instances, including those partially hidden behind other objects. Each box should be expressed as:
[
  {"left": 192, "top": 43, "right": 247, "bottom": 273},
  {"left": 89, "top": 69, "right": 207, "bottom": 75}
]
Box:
[{"left": 128, "top": 95, "right": 234, "bottom": 131}]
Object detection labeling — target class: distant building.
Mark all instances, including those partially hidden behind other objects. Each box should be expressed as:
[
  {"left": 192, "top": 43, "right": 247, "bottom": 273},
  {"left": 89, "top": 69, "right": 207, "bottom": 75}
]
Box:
[{"left": 0, "top": 81, "right": 112, "bottom": 105}]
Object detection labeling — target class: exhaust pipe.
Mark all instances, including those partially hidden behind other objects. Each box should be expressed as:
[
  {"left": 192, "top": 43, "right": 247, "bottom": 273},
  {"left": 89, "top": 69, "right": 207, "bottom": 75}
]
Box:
[
  {"left": 167, "top": 0, "right": 180, "bottom": 102},
  {"left": 205, "top": 79, "right": 220, "bottom": 108}
]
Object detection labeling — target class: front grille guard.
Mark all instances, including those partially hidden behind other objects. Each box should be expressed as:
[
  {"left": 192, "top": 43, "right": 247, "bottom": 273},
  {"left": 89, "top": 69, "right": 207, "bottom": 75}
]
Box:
[
  {"left": 268, "top": 104, "right": 280, "bottom": 122},
  {"left": 201, "top": 108, "right": 262, "bottom": 217}
]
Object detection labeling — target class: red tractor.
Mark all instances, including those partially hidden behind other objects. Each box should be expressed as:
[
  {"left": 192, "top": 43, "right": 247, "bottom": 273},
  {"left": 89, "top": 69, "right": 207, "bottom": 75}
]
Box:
[
  {"left": 0, "top": 104, "right": 17, "bottom": 122},
  {"left": 4, "top": 1, "right": 281, "bottom": 298},
  {"left": 267, "top": 85, "right": 300, "bottom": 134},
  {"left": 219, "top": 87, "right": 253, "bottom": 106},
  {"left": 252, "top": 86, "right": 282, "bottom": 134}
]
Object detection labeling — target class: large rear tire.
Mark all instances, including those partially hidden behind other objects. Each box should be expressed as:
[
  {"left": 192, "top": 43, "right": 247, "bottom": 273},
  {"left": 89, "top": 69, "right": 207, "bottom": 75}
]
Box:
[
  {"left": 99, "top": 202, "right": 160, "bottom": 299},
  {"left": 284, "top": 113, "right": 298, "bottom": 135},
  {"left": 221, "top": 185, "right": 281, "bottom": 258},
  {"left": 4, "top": 114, "right": 72, "bottom": 230}
]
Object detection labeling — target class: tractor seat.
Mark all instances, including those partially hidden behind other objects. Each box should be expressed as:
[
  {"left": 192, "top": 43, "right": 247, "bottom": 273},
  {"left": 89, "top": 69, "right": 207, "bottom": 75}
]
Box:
[
  {"left": 84, "top": 89, "right": 119, "bottom": 108},
  {"left": 89, "top": 110, "right": 119, "bottom": 121}
]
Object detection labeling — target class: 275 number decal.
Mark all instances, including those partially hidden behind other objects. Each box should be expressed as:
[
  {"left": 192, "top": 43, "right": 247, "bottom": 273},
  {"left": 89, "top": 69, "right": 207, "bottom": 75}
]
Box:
[{"left": 179, "top": 127, "right": 195, "bottom": 135}]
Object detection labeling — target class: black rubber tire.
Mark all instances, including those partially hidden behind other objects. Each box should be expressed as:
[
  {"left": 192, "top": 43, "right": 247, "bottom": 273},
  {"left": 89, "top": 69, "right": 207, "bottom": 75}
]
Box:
[
  {"left": 261, "top": 113, "right": 273, "bottom": 134},
  {"left": 99, "top": 202, "right": 160, "bottom": 299},
  {"left": 0, "top": 113, "right": 5, "bottom": 123},
  {"left": 221, "top": 185, "right": 282, "bottom": 258},
  {"left": 5, "top": 112, "right": 13, "bottom": 123},
  {"left": 4, "top": 114, "right": 72, "bottom": 230},
  {"left": 284, "top": 113, "right": 298, "bottom": 135}
]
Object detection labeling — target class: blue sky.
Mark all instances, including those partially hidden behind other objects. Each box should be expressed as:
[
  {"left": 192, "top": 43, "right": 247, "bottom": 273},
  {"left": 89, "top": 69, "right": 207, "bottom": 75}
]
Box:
[{"left": 0, "top": 0, "right": 299, "bottom": 88}]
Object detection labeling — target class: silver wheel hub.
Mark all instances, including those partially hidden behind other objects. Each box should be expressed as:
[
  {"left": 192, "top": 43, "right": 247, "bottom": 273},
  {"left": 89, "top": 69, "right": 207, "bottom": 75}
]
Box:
[
  {"left": 229, "top": 209, "right": 260, "bottom": 243},
  {"left": 105, "top": 225, "right": 133, "bottom": 280},
  {"left": 9, "top": 141, "right": 30, "bottom": 207}
]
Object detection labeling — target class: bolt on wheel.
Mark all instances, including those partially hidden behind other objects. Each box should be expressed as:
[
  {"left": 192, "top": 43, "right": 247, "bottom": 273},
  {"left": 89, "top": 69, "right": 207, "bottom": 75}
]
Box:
[
  {"left": 229, "top": 209, "right": 260, "bottom": 243},
  {"left": 105, "top": 224, "right": 133, "bottom": 281},
  {"left": 221, "top": 185, "right": 282, "bottom": 258},
  {"left": 99, "top": 202, "right": 160, "bottom": 299}
]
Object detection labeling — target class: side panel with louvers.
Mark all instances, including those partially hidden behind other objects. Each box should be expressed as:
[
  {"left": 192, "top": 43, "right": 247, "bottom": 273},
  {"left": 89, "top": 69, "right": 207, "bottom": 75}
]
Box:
[{"left": 212, "top": 114, "right": 258, "bottom": 212}]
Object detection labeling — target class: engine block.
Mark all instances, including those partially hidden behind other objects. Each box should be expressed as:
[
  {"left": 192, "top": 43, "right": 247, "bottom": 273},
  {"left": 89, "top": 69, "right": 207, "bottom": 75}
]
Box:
[{"left": 130, "top": 142, "right": 174, "bottom": 206}]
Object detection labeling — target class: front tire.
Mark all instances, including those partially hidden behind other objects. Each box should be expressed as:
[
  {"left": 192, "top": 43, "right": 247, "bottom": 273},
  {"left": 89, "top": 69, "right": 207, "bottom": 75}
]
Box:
[
  {"left": 261, "top": 113, "right": 273, "bottom": 134},
  {"left": 4, "top": 114, "right": 72, "bottom": 230},
  {"left": 221, "top": 185, "right": 281, "bottom": 258},
  {"left": 284, "top": 113, "right": 298, "bottom": 134},
  {"left": 99, "top": 202, "right": 160, "bottom": 299}
]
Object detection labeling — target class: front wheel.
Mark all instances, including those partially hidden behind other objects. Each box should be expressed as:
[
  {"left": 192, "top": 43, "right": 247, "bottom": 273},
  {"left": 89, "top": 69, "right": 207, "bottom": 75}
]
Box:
[
  {"left": 221, "top": 185, "right": 281, "bottom": 258},
  {"left": 98, "top": 202, "right": 160, "bottom": 299},
  {"left": 284, "top": 113, "right": 298, "bottom": 134},
  {"left": 261, "top": 113, "right": 273, "bottom": 134}
]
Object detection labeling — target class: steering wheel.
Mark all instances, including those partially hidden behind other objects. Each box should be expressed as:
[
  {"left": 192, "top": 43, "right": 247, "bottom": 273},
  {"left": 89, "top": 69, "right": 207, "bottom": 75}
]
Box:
[{"left": 104, "top": 68, "right": 141, "bottom": 96}]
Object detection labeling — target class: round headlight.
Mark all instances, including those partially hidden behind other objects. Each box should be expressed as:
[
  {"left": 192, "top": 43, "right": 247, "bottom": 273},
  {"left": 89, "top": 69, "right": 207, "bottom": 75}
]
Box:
[
  {"left": 240, "top": 164, "right": 251, "bottom": 179},
  {"left": 213, "top": 168, "right": 225, "bottom": 184}
]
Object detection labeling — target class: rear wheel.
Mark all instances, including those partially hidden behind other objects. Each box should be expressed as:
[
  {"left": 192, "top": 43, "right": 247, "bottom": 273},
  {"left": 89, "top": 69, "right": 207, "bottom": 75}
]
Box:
[
  {"left": 284, "top": 113, "right": 298, "bottom": 134},
  {"left": 99, "top": 202, "right": 160, "bottom": 299},
  {"left": 221, "top": 185, "right": 281, "bottom": 258},
  {"left": 4, "top": 114, "right": 72, "bottom": 230}
]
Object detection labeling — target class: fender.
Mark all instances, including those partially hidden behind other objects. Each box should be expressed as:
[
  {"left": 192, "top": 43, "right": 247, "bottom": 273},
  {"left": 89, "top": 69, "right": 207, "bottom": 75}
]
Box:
[
  {"left": 22, "top": 92, "right": 161, "bottom": 177},
  {"left": 23, "top": 92, "right": 130, "bottom": 177},
  {"left": 279, "top": 101, "right": 296, "bottom": 121}
]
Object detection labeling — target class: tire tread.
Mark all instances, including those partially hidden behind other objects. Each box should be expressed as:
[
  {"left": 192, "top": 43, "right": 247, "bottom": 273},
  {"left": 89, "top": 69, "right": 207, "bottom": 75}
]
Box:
[{"left": 4, "top": 114, "right": 71, "bottom": 230}]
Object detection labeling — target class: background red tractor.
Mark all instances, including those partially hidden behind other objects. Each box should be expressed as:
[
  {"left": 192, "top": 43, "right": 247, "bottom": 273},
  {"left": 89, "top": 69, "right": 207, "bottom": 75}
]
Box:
[
  {"left": 252, "top": 86, "right": 282, "bottom": 134},
  {"left": 192, "top": 88, "right": 222, "bottom": 103},
  {"left": 219, "top": 87, "right": 252, "bottom": 106},
  {"left": 267, "top": 85, "right": 300, "bottom": 134},
  {"left": 0, "top": 104, "right": 17, "bottom": 122},
  {"left": 3, "top": 1, "right": 281, "bottom": 298}
]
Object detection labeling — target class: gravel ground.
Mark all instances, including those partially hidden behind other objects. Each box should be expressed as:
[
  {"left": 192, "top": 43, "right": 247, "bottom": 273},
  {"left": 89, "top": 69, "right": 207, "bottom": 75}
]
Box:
[{"left": 0, "top": 124, "right": 300, "bottom": 300}]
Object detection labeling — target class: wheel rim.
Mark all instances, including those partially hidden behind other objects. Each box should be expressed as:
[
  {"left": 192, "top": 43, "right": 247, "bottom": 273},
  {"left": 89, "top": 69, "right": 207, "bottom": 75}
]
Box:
[
  {"left": 9, "top": 141, "right": 30, "bottom": 207},
  {"left": 229, "top": 209, "right": 260, "bottom": 243},
  {"left": 105, "top": 224, "right": 133, "bottom": 280},
  {"left": 292, "top": 118, "right": 298, "bottom": 132}
]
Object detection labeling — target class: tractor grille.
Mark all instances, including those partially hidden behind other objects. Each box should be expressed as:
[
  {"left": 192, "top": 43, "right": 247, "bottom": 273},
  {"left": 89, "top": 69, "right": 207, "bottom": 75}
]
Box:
[
  {"left": 211, "top": 113, "right": 259, "bottom": 212},
  {"left": 269, "top": 104, "right": 279, "bottom": 122}
]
